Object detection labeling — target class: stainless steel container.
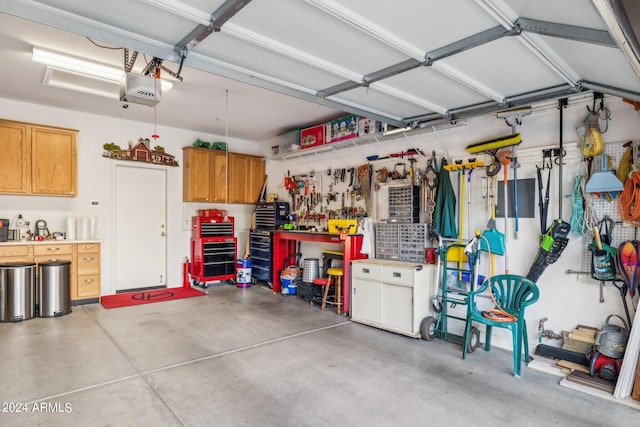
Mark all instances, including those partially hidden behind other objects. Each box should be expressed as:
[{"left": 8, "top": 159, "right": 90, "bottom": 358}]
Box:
[
  {"left": 302, "top": 258, "right": 319, "bottom": 283},
  {"left": 38, "top": 261, "right": 71, "bottom": 317},
  {"left": 0, "top": 262, "right": 36, "bottom": 322}
]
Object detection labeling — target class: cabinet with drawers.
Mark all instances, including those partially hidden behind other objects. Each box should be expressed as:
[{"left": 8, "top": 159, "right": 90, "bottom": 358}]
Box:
[
  {"left": 351, "top": 259, "right": 437, "bottom": 338},
  {"left": 76, "top": 243, "right": 101, "bottom": 299},
  {"left": 0, "top": 241, "right": 101, "bottom": 302}
]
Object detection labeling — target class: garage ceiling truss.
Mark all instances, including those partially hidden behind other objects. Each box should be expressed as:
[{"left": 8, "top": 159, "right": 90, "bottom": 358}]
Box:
[{"left": 4, "top": 0, "right": 640, "bottom": 133}]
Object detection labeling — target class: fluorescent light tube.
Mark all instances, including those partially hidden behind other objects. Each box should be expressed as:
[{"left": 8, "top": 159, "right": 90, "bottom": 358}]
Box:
[{"left": 33, "top": 47, "right": 173, "bottom": 92}]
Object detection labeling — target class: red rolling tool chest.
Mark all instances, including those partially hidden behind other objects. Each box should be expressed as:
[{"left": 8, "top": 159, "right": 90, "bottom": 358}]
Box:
[{"left": 190, "top": 210, "right": 236, "bottom": 288}]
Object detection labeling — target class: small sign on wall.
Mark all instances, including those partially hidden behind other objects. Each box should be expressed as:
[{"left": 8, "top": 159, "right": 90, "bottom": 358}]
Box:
[{"left": 495, "top": 178, "right": 535, "bottom": 218}]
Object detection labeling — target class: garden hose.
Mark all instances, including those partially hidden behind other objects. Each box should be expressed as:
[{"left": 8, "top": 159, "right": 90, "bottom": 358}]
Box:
[{"left": 618, "top": 170, "right": 640, "bottom": 225}]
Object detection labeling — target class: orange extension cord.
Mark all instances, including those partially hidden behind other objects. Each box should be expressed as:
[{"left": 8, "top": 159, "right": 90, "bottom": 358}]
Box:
[
  {"left": 617, "top": 170, "right": 640, "bottom": 226},
  {"left": 482, "top": 288, "right": 517, "bottom": 323}
]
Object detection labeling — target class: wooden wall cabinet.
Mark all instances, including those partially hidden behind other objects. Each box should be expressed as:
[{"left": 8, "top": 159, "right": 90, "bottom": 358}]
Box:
[
  {"left": 183, "top": 147, "right": 265, "bottom": 204},
  {"left": 182, "top": 147, "right": 227, "bottom": 202},
  {"left": 0, "top": 242, "right": 101, "bottom": 302},
  {"left": 0, "top": 119, "right": 78, "bottom": 196},
  {"left": 0, "top": 121, "right": 29, "bottom": 194},
  {"left": 228, "top": 153, "right": 265, "bottom": 204}
]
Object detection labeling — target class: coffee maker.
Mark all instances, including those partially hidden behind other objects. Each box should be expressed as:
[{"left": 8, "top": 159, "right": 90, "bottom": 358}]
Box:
[{"left": 35, "top": 219, "right": 50, "bottom": 239}]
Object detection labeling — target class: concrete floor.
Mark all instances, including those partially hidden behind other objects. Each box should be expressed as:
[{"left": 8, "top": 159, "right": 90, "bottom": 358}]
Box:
[{"left": 0, "top": 284, "right": 638, "bottom": 426}]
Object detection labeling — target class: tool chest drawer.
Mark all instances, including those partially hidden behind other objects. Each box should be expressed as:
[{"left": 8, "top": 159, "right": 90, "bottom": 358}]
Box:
[
  {"left": 380, "top": 266, "right": 415, "bottom": 287},
  {"left": 351, "top": 263, "right": 382, "bottom": 280}
]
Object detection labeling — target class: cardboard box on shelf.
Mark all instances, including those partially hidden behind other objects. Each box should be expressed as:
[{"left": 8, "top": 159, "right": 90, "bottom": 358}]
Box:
[
  {"left": 326, "top": 114, "right": 358, "bottom": 143},
  {"left": 358, "top": 118, "right": 382, "bottom": 136},
  {"left": 300, "top": 124, "right": 325, "bottom": 149}
]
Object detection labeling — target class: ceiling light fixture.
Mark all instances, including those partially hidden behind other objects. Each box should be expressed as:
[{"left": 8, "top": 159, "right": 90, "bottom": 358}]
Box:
[
  {"left": 33, "top": 47, "right": 123, "bottom": 82},
  {"left": 32, "top": 47, "right": 173, "bottom": 94}
]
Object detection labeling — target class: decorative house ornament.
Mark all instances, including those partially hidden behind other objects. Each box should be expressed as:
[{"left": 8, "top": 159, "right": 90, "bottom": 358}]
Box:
[{"left": 103, "top": 138, "right": 179, "bottom": 166}]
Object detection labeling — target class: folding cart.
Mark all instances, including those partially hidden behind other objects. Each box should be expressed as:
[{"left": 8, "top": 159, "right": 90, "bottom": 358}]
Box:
[{"left": 420, "top": 234, "right": 483, "bottom": 352}]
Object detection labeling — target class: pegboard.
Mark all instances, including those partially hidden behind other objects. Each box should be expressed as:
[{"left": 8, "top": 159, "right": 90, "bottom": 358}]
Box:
[{"left": 579, "top": 140, "right": 639, "bottom": 283}]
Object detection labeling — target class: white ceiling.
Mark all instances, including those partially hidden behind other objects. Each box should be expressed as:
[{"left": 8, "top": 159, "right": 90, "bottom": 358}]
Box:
[{"left": 1, "top": 0, "right": 640, "bottom": 144}]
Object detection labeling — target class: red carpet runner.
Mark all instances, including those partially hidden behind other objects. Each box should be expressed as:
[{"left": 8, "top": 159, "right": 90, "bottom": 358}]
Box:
[{"left": 101, "top": 287, "right": 205, "bottom": 309}]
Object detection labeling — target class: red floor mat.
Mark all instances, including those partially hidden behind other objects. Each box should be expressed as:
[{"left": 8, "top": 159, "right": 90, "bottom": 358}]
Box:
[{"left": 101, "top": 287, "right": 206, "bottom": 309}]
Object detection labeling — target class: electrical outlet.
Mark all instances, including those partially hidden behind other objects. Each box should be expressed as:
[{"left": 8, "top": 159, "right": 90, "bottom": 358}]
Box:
[{"left": 182, "top": 218, "right": 191, "bottom": 231}]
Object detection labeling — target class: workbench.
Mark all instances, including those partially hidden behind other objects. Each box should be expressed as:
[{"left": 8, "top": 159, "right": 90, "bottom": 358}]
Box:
[{"left": 272, "top": 231, "right": 367, "bottom": 314}]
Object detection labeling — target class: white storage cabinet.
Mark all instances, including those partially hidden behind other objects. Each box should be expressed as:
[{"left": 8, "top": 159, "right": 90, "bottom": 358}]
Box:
[{"left": 351, "top": 259, "right": 437, "bottom": 338}]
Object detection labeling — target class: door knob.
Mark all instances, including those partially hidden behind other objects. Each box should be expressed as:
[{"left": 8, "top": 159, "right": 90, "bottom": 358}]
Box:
[{"left": 160, "top": 232, "right": 166, "bottom": 237}]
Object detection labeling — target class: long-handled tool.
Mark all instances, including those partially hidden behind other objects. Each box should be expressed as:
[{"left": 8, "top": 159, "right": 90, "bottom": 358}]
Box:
[
  {"left": 593, "top": 226, "right": 606, "bottom": 303},
  {"left": 511, "top": 152, "right": 521, "bottom": 239},
  {"left": 496, "top": 107, "right": 530, "bottom": 240},
  {"left": 526, "top": 99, "right": 571, "bottom": 282},
  {"left": 498, "top": 150, "right": 512, "bottom": 274}
]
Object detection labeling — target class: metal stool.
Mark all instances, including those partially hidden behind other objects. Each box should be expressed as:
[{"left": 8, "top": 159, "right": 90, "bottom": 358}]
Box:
[{"left": 323, "top": 267, "right": 344, "bottom": 314}]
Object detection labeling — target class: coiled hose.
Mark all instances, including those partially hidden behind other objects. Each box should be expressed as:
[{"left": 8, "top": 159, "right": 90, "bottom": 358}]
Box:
[{"left": 617, "top": 170, "right": 640, "bottom": 225}]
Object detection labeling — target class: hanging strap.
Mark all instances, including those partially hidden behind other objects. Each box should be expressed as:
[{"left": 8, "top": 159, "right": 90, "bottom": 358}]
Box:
[{"left": 537, "top": 166, "right": 551, "bottom": 234}]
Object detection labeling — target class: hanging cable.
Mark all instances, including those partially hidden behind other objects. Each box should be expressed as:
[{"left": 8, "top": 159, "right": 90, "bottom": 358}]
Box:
[
  {"left": 151, "top": 69, "right": 160, "bottom": 140},
  {"left": 223, "top": 89, "right": 230, "bottom": 222}
]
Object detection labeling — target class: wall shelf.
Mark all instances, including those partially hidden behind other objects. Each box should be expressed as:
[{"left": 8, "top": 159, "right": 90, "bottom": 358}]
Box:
[{"left": 270, "top": 120, "right": 466, "bottom": 161}]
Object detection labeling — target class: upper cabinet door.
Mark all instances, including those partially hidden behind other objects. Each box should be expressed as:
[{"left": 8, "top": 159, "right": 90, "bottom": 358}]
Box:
[
  {"left": 183, "top": 147, "right": 213, "bottom": 202},
  {"left": 30, "top": 126, "right": 77, "bottom": 196},
  {"left": 228, "top": 153, "right": 266, "bottom": 204},
  {"left": 227, "top": 153, "right": 249, "bottom": 204},
  {"left": 210, "top": 150, "right": 228, "bottom": 203},
  {"left": 248, "top": 155, "right": 266, "bottom": 203},
  {"left": 0, "top": 121, "right": 29, "bottom": 194}
]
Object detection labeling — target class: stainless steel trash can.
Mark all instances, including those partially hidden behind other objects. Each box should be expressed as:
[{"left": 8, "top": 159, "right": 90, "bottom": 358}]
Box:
[
  {"left": 0, "top": 262, "right": 36, "bottom": 322},
  {"left": 38, "top": 261, "right": 71, "bottom": 317}
]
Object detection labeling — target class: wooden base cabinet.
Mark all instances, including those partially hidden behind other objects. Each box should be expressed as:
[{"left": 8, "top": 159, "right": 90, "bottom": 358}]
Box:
[
  {"left": 0, "top": 242, "right": 100, "bottom": 302},
  {"left": 76, "top": 243, "right": 101, "bottom": 299},
  {"left": 351, "top": 259, "right": 437, "bottom": 338}
]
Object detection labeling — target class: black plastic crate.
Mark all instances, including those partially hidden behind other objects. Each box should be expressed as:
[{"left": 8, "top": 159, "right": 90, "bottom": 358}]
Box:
[{"left": 297, "top": 281, "right": 324, "bottom": 303}]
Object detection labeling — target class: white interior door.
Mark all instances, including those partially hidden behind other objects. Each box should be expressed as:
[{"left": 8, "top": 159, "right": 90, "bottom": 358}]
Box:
[{"left": 114, "top": 164, "right": 167, "bottom": 291}]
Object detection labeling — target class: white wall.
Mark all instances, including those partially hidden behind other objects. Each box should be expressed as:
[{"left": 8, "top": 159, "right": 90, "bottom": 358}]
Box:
[
  {"left": 3, "top": 94, "right": 640, "bottom": 351},
  {"left": 264, "top": 95, "right": 640, "bottom": 349},
  {"left": 0, "top": 97, "right": 261, "bottom": 295}
]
